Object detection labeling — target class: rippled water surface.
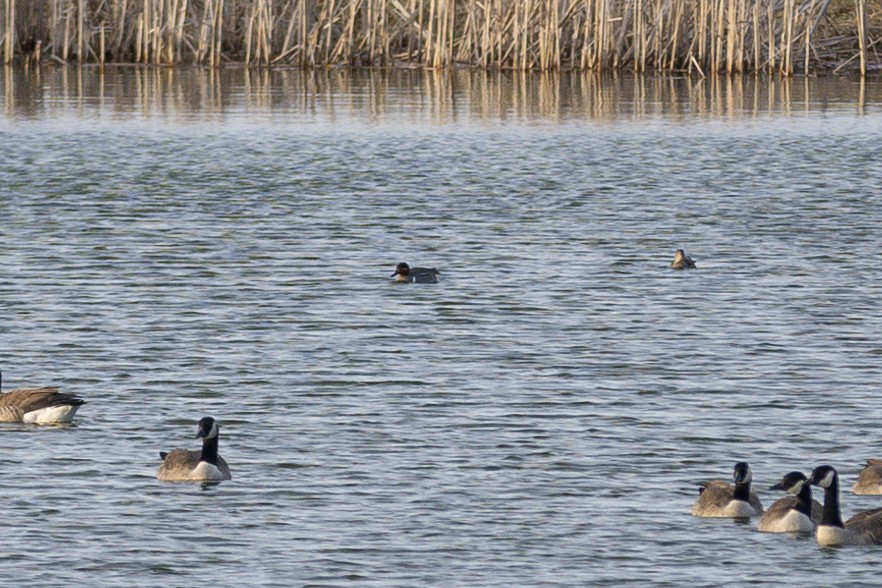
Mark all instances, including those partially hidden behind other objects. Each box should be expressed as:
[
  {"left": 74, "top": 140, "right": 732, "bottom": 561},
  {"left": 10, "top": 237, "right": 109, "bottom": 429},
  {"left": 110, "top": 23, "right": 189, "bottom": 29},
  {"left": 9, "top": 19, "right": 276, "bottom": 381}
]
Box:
[{"left": 2, "top": 67, "right": 882, "bottom": 586}]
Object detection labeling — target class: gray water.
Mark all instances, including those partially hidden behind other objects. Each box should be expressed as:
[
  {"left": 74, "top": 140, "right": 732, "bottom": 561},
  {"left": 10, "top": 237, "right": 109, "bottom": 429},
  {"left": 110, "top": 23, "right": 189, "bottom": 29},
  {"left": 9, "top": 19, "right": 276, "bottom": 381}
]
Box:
[{"left": 2, "top": 66, "right": 882, "bottom": 587}]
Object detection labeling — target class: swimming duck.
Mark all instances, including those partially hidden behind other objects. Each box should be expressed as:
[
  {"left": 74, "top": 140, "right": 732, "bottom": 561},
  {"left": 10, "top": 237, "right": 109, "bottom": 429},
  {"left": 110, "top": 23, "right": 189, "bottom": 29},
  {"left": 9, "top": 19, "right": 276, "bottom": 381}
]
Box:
[
  {"left": 391, "top": 262, "right": 439, "bottom": 283},
  {"left": 757, "top": 471, "right": 823, "bottom": 533},
  {"left": 157, "top": 416, "right": 232, "bottom": 482},
  {"left": 671, "top": 249, "right": 697, "bottom": 269},
  {"left": 808, "top": 465, "right": 882, "bottom": 546},
  {"left": 691, "top": 461, "right": 764, "bottom": 517},
  {"left": 0, "top": 370, "right": 85, "bottom": 424}
]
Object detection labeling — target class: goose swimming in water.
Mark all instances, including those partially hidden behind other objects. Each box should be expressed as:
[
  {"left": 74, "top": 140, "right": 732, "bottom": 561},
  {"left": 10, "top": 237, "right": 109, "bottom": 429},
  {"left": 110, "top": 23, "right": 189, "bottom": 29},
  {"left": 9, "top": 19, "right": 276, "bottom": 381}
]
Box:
[
  {"left": 0, "top": 370, "right": 85, "bottom": 424},
  {"left": 808, "top": 465, "right": 882, "bottom": 546},
  {"left": 391, "top": 262, "right": 439, "bottom": 283},
  {"left": 691, "top": 462, "right": 764, "bottom": 518},
  {"left": 853, "top": 459, "right": 882, "bottom": 495},
  {"left": 157, "top": 416, "right": 232, "bottom": 482},
  {"left": 671, "top": 249, "right": 697, "bottom": 269},
  {"left": 757, "top": 471, "right": 823, "bottom": 533}
]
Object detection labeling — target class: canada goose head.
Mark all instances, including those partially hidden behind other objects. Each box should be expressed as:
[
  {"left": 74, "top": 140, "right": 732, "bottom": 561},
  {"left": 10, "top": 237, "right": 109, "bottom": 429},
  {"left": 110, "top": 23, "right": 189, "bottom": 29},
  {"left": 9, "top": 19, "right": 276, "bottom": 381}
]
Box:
[
  {"left": 769, "top": 471, "right": 809, "bottom": 495},
  {"left": 391, "top": 262, "right": 411, "bottom": 278},
  {"left": 808, "top": 465, "right": 838, "bottom": 489},
  {"left": 733, "top": 461, "right": 752, "bottom": 485},
  {"left": 196, "top": 416, "right": 219, "bottom": 440}
]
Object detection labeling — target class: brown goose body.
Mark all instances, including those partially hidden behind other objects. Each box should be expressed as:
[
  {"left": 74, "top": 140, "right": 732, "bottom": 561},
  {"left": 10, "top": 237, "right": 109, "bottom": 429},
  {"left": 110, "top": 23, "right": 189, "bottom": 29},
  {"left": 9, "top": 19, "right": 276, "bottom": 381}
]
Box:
[
  {"left": 853, "top": 459, "right": 882, "bottom": 495},
  {"left": 0, "top": 378, "right": 85, "bottom": 424},
  {"left": 692, "top": 480, "right": 764, "bottom": 517},
  {"left": 157, "top": 449, "right": 231, "bottom": 482}
]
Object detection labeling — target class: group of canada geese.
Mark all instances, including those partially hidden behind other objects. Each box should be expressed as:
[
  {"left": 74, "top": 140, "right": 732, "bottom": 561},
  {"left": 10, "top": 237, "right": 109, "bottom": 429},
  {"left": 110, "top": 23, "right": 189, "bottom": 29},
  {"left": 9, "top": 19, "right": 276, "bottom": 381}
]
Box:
[
  {"left": 0, "top": 262, "right": 446, "bottom": 482},
  {"left": 692, "top": 461, "right": 882, "bottom": 546},
  {"left": 0, "top": 370, "right": 231, "bottom": 482},
  {"left": 675, "top": 248, "right": 882, "bottom": 547}
]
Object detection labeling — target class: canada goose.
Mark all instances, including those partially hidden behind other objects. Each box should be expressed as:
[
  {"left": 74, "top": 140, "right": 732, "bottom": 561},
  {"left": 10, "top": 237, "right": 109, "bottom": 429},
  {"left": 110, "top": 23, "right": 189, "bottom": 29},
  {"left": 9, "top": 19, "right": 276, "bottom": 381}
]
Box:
[
  {"left": 0, "top": 370, "right": 85, "bottom": 424},
  {"left": 691, "top": 462, "right": 764, "bottom": 517},
  {"left": 757, "top": 471, "right": 823, "bottom": 533},
  {"left": 671, "top": 249, "right": 697, "bottom": 269},
  {"left": 391, "top": 262, "right": 439, "bottom": 283},
  {"left": 157, "top": 416, "right": 232, "bottom": 482},
  {"left": 852, "top": 459, "right": 882, "bottom": 495},
  {"left": 808, "top": 465, "right": 882, "bottom": 546}
]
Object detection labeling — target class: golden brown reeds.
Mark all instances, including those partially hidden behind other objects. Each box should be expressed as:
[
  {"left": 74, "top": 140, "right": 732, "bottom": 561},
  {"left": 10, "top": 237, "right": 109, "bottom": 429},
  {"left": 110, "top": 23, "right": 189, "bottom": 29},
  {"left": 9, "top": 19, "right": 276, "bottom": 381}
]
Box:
[
  {"left": 1, "top": 0, "right": 881, "bottom": 74},
  {"left": 856, "top": 0, "right": 867, "bottom": 76}
]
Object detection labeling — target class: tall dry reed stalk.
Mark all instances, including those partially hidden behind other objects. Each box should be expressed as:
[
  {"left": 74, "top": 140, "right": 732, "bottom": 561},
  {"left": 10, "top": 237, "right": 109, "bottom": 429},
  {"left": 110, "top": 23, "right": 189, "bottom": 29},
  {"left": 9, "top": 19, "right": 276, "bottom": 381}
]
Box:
[
  {"left": 3, "top": 0, "right": 15, "bottom": 64},
  {"left": 856, "top": 0, "right": 867, "bottom": 76}
]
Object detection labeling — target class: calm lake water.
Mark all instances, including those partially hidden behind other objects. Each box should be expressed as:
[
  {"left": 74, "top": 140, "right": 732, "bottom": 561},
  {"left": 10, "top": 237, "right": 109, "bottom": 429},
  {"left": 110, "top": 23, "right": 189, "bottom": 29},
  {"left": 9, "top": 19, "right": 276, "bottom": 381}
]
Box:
[{"left": 2, "top": 66, "right": 882, "bottom": 586}]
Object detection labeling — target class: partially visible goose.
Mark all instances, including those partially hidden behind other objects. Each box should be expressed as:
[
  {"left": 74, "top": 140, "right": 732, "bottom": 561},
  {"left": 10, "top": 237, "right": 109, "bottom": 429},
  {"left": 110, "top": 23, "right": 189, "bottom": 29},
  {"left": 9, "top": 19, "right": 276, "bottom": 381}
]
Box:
[
  {"left": 157, "top": 416, "right": 232, "bottom": 482},
  {"left": 0, "top": 370, "right": 85, "bottom": 424},
  {"left": 691, "top": 461, "right": 764, "bottom": 517},
  {"left": 853, "top": 459, "right": 882, "bottom": 495},
  {"left": 391, "top": 262, "right": 439, "bottom": 284},
  {"left": 808, "top": 465, "right": 882, "bottom": 546},
  {"left": 758, "top": 471, "right": 823, "bottom": 533},
  {"left": 671, "top": 249, "right": 697, "bottom": 269}
]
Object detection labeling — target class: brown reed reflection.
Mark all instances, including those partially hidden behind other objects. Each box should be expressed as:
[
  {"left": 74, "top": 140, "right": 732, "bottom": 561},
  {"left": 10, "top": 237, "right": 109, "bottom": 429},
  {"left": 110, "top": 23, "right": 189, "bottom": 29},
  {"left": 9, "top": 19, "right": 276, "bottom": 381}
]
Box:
[{"left": 0, "top": 66, "right": 877, "bottom": 122}]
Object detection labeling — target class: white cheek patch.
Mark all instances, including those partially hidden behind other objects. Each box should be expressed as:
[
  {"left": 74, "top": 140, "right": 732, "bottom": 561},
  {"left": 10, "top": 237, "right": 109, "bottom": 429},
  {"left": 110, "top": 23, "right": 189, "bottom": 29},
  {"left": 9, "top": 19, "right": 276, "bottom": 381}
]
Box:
[
  {"left": 789, "top": 480, "right": 805, "bottom": 495},
  {"left": 820, "top": 471, "right": 835, "bottom": 488}
]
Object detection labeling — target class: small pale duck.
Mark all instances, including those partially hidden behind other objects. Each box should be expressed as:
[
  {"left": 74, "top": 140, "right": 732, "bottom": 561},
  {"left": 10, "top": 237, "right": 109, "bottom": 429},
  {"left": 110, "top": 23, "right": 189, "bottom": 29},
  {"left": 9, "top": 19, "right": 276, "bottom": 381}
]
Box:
[
  {"left": 671, "top": 249, "right": 697, "bottom": 269},
  {"left": 157, "top": 416, "right": 232, "bottom": 482},
  {"left": 758, "top": 471, "right": 823, "bottom": 533},
  {"left": 691, "top": 461, "right": 764, "bottom": 518},
  {"left": 808, "top": 465, "right": 882, "bottom": 546},
  {"left": 0, "top": 370, "right": 85, "bottom": 424},
  {"left": 391, "top": 262, "right": 439, "bottom": 284},
  {"left": 853, "top": 459, "right": 882, "bottom": 495}
]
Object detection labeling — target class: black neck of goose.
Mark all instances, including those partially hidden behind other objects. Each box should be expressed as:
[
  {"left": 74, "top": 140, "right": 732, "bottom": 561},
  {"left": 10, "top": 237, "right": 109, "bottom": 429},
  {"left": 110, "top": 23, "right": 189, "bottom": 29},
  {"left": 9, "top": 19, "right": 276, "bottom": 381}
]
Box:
[
  {"left": 821, "top": 476, "right": 844, "bottom": 528},
  {"left": 200, "top": 434, "right": 220, "bottom": 466},
  {"left": 733, "top": 480, "right": 751, "bottom": 502},
  {"left": 794, "top": 482, "right": 813, "bottom": 517}
]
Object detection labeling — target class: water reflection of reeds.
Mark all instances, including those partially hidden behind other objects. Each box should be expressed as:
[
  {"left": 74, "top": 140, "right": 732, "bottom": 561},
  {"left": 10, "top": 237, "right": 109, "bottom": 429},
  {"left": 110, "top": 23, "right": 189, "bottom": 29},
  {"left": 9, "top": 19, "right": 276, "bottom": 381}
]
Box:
[{"left": 1, "top": 65, "right": 876, "bottom": 122}]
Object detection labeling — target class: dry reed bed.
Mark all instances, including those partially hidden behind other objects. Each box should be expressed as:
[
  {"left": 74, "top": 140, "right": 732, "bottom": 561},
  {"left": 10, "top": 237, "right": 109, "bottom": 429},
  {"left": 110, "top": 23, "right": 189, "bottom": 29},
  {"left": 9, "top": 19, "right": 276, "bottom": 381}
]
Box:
[{"left": 2, "top": 0, "right": 881, "bottom": 74}]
